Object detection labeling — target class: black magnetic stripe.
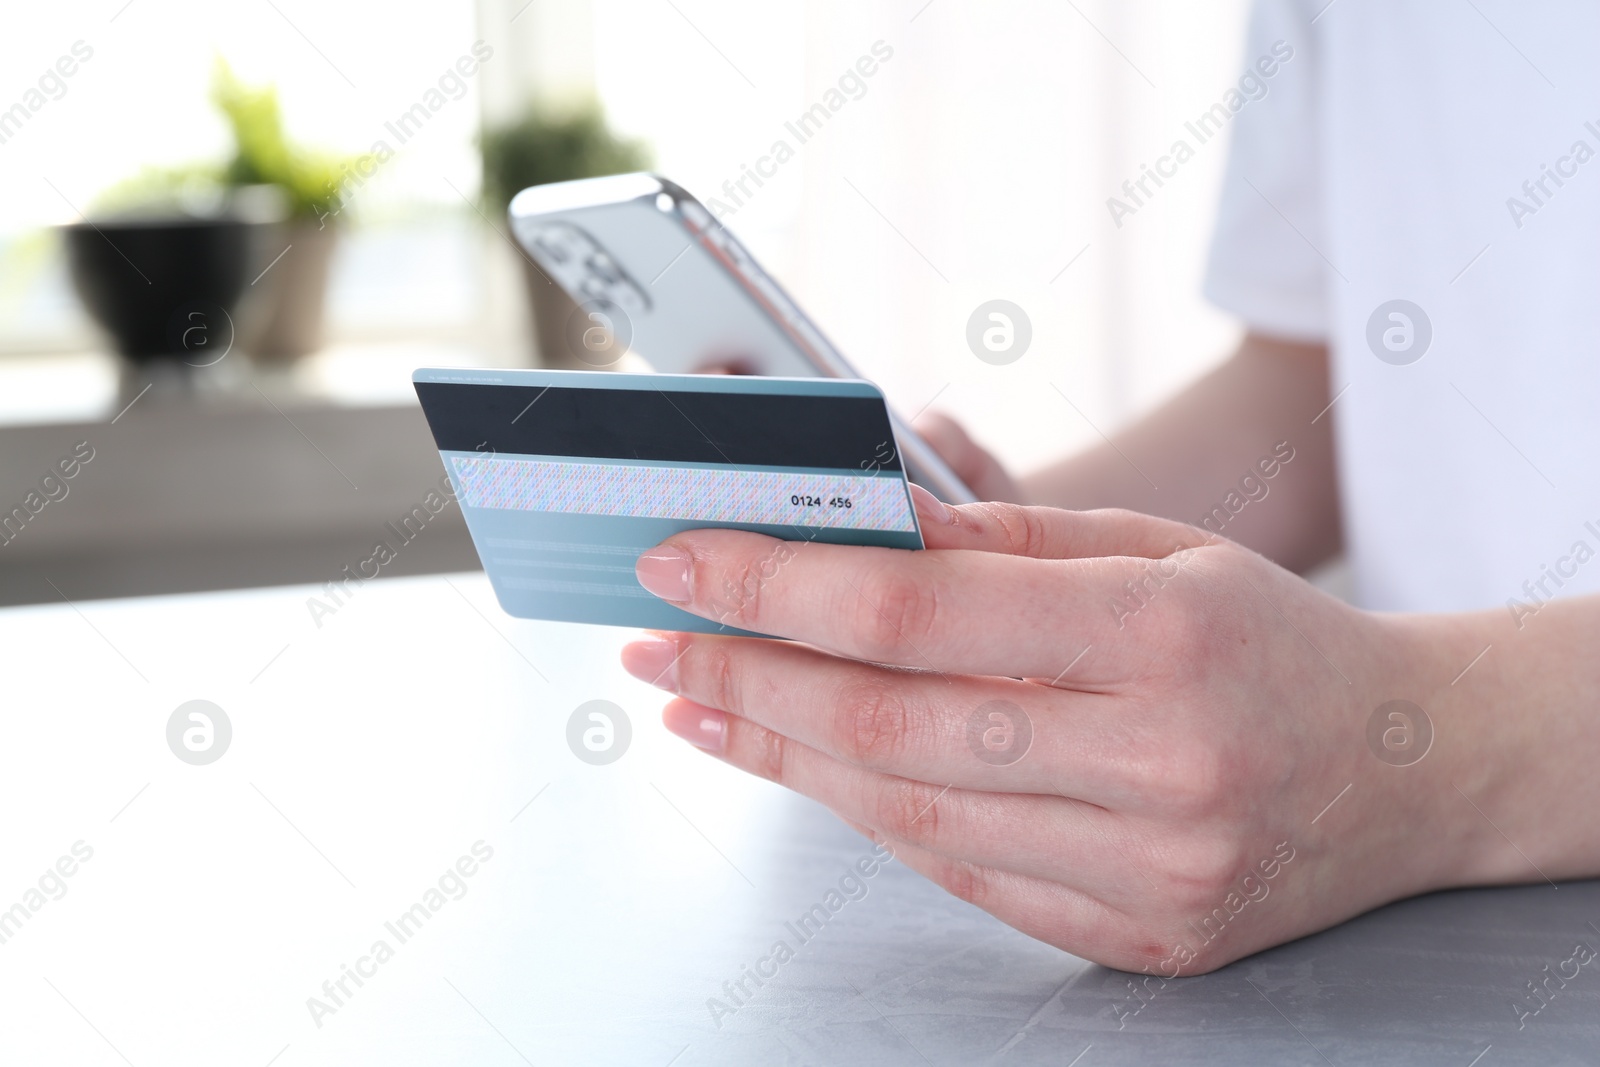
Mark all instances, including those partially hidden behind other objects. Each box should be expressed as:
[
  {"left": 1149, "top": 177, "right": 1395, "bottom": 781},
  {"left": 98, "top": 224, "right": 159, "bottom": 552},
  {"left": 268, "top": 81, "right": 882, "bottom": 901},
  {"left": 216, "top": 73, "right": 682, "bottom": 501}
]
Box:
[{"left": 414, "top": 382, "right": 902, "bottom": 471}]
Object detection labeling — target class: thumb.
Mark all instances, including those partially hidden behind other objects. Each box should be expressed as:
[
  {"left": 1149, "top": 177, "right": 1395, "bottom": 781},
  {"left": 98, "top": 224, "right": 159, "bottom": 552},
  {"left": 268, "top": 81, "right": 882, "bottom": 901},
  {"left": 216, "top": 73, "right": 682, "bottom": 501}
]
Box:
[{"left": 909, "top": 485, "right": 1212, "bottom": 561}]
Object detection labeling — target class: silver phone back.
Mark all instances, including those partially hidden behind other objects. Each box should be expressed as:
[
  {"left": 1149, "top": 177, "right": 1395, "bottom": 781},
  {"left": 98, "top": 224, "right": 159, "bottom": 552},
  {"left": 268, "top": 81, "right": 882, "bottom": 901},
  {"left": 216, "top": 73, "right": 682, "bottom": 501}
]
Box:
[{"left": 507, "top": 173, "right": 977, "bottom": 502}]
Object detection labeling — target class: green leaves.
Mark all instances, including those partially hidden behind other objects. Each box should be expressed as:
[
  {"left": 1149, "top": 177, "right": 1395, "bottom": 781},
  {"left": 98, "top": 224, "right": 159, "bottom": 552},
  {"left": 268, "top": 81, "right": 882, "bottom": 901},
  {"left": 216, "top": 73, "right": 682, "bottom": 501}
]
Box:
[
  {"left": 479, "top": 99, "right": 650, "bottom": 215},
  {"left": 210, "top": 58, "right": 369, "bottom": 219}
]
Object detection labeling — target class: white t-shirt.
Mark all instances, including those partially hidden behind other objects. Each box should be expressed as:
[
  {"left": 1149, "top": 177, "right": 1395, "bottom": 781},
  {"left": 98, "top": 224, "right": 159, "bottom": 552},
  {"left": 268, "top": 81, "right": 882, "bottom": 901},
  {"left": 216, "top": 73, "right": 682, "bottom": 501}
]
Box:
[{"left": 1204, "top": 0, "right": 1600, "bottom": 617}]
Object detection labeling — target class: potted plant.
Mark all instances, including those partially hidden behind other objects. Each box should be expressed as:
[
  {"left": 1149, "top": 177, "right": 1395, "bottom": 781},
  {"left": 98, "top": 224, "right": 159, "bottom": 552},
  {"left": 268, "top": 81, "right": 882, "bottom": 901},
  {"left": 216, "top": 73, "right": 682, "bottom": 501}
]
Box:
[
  {"left": 480, "top": 100, "right": 648, "bottom": 368},
  {"left": 64, "top": 165, "right": 279, "bottom": 373},
  {"left": 65, "top": 61, "right": 369, "bottom": 372},
  {"left": 211, "top": 60, "right": 371, "bottom": 361}
]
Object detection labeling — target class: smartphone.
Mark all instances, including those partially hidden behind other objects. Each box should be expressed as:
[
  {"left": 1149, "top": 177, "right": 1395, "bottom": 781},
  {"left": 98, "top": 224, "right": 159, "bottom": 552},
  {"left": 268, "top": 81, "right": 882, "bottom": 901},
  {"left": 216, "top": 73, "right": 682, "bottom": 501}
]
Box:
[{"left": 506, "top": 172, "right": 977, "bottom": 504}]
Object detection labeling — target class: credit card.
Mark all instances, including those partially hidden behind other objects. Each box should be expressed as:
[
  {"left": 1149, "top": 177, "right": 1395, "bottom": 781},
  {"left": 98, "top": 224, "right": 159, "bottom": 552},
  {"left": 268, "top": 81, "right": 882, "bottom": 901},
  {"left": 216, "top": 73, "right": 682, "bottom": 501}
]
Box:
[{"left": 413, "top": 368, "right": 925, "bottom": 636}]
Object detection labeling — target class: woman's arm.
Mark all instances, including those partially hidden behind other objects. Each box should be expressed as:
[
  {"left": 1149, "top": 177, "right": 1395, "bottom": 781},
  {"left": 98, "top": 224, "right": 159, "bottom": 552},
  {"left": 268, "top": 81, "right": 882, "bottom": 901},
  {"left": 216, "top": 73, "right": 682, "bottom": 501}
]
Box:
[{"left": 919, "top": 332, "right": 1341, "bottom": 573}]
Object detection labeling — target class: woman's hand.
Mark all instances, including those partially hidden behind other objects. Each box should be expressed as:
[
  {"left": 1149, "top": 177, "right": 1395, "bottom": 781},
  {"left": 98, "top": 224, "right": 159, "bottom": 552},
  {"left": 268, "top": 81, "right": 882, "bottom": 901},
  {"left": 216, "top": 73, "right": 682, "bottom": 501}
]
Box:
[{"left": 619, "top": 490, "right": 1512, "bottom": 975}]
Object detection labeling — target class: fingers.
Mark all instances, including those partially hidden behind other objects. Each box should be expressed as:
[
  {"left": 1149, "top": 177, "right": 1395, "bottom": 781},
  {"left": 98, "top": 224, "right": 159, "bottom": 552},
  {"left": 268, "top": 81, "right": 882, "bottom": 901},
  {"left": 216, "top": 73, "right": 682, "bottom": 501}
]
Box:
[
  {"left": 859, "top": 835, "right": 1151, "bottom": 972},
  {"left": 663, "top": 696, "right": 1150, "bottom": 901},
  {"left": 635, "top": 519, "right": 1207, "bottom": 678},
  {"left": 684, "top": 695, "right": 1146, "bottom": 966},
  {"left": 627, "top": 633, "right": 1143, "bottom": 804}
]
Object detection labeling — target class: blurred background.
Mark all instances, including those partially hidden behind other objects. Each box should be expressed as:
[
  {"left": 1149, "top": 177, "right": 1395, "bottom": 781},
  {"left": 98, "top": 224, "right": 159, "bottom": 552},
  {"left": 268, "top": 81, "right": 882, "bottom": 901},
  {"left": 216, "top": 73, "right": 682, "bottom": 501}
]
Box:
[{"left": 0, "top": 0, "right": 1250, "bottom": 606}]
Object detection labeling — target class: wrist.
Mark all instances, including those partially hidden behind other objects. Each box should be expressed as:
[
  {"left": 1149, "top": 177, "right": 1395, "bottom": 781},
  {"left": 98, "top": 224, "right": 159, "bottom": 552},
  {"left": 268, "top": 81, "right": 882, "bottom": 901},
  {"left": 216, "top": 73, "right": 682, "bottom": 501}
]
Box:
[{"left": 1380, "top": 601, "right": 1595, "bottom": 891}]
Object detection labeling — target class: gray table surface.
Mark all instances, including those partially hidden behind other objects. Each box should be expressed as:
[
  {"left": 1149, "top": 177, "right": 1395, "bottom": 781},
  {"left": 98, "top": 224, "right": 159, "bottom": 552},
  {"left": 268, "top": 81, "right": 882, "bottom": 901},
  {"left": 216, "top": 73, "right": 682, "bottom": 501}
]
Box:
[{"left": 1, "top": 573, "right": 1594, "bottom": 1066}]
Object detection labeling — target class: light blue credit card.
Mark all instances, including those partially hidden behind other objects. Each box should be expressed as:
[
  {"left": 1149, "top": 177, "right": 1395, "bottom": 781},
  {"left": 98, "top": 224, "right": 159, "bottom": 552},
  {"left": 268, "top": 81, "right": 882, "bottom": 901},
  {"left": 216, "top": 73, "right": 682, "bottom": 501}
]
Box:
[{"left": 413, "top": 368, "right": 925, "bottom": 636}]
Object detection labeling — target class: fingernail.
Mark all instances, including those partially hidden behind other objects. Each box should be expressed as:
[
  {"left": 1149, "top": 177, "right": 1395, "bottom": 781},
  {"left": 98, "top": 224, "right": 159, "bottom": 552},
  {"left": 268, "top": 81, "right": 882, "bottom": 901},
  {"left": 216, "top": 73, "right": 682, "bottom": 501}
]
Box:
[
  {"left": 621, "top": 636, "right": 681, "bottom": 690},
  {"left": 909, "top": 482, "right": 952, "bottom": 525},
  {"left": 636, "top": 547, "right": 692, "bottom": 602},
  {"left": 663, "top": 702, "right": 726, "bottom": 753}
]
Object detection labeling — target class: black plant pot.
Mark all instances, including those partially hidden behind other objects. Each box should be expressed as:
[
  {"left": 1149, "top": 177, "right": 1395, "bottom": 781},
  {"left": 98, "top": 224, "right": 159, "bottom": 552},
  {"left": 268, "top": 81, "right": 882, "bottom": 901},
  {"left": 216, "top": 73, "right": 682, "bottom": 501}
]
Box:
[{"left": 62, "top": 217, "right": 265, "bottom": 366}]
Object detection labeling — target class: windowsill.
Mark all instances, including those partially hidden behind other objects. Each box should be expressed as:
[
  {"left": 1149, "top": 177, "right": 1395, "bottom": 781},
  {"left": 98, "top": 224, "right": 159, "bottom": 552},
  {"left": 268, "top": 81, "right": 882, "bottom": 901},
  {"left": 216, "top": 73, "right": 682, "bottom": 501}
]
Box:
[{"left": 0, "top": 341, "right": 519, "bottom": 606}]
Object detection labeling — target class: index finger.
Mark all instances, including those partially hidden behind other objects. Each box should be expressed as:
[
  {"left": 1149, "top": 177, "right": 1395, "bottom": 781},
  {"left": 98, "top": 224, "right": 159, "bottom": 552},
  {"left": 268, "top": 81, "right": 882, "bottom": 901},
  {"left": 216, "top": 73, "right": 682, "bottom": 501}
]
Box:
[{"left": 634, "top": 527, "right": 1206, "bottom": 679}]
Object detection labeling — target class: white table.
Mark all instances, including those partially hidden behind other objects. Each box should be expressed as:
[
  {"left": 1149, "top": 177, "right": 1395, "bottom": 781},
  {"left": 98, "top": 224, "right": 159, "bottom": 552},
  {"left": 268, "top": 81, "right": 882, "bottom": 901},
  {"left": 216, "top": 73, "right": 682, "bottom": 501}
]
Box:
[{"left": 2, "top": 574, "right": 1595, "bottom": 1065}]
